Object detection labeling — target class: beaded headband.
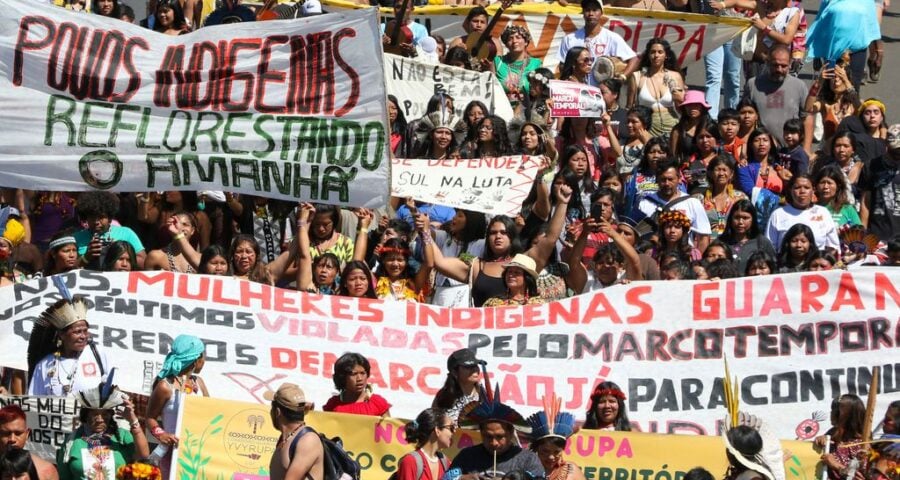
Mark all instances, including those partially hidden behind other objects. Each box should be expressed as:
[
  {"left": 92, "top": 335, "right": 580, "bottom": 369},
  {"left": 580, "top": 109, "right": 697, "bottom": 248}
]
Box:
[{"left": 48, "top": 236, "right": 76, "bottom": 250}]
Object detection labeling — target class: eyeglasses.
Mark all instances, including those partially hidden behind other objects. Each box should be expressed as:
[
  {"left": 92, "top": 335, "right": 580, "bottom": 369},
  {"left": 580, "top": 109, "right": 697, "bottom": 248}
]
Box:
[
  {"left": 439, "top": 424, "right": 457, "bottom": 433},
  {"left": 479, "top": 125, "right": 494, "bottom": 131}
]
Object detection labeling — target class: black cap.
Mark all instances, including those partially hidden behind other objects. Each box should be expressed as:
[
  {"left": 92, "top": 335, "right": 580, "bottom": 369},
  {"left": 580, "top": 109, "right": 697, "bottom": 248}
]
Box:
[
  {"left": 447, "top": 349, "right": 483, "bottom": 371},
  {"left": 582, "top": 0, "right": 603, "bottom": 11}
]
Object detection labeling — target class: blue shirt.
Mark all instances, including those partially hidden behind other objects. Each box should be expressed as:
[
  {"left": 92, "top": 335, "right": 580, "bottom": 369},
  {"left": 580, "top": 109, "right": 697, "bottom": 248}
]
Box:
[{"left": 396, "top": 202, "right": 455, "bottom": 228}]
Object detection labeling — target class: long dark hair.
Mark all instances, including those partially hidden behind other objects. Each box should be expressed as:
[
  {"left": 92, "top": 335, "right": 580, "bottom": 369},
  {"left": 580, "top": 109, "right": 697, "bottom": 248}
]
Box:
[
  {"left": 443, "top": 210, "right": 487, "bottom": 253},
  {"left": 154, "top": 0, "right": 188, "bottom": 32},
  {"left": 462, "top": 101, "right": 489, "bottom": 143},
  {"left": 560, "top": 47, "right": 588, "bottom": 82},
  {"left": 559, "top": 144, "right": 597, "bottom": 195},
  {"left": 229, "top": 235, "right": 269, "bottom": 284},
  {"left": 777, "top": 224, "right": 818, "bottom": 270},
  {"left": 831, "top": 394, "right": 866, "bottom": 442},
  {"left": 638, "top": 37, "right": 679, "bottom": 72},
  {"left": 464, "top": 115, "right": 511, "bottom": 157},
  {"left": 375, "top": 238, "right": 414, "bottom": 279},
  {"left": 339, "top": 261, "right": 377, "bottom": 299},
  {"left": 719, "top": 199, "right": 761, "bottom": 244},
  {"left": 388, "top": 95, "right": 408, "bottom": 135},
  {"left": 747, "top": 127, "right": 779, "bottom": 164},
  {"left": 583, "top": 381, "right": 631, "bottom": 431},
  {"left": 638, "top": 136, "right": 669, "bottom": 175},
  {"left": 200, "top": 244, "right": 231, "bottom": 275},
  {"left": 813, "top": 164, "right": 852, "bottom": 211},
  {"left": 482, "top": 216, "right": 523, "bottom": 261},
  {"left": 673, "top": 113, "right": 715, "bottom": 161},
  {"left": 100, "top": 241, "right": 136, "bottom": 272},
  {"left": 744, "top": 250, "right": 777, "bottom": 276},
  {"left": 553, "top": 168, "right": 586, "bottom": 220}
]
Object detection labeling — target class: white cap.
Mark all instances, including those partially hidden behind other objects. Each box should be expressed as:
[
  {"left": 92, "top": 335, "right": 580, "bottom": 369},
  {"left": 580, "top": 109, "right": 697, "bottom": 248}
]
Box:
[
  {"left": 302, "top": 0, "right": 322, "bottom": 15},
  {"left": 420, "top": 36, "right": 437, "bottom": 54}
]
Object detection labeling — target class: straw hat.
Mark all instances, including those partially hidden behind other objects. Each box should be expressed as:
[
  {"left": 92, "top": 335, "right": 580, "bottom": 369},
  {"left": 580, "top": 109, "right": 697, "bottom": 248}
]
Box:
[{"left": 502, "top": 254, "right": 538, "bottom": 279}]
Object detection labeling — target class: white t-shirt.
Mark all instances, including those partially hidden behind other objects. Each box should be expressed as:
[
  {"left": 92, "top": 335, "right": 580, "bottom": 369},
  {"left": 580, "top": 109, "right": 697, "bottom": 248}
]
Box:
[
  {"left": 765, "top": 204, "right": 840, "bottom": 253},
  {"left": 637, "top": 192, "right": 713, "bottom": 237},
  {"left": 558, "top": 28, "right": 637, "bottom": 65},
  {"left": 28, "top": 347, "right": 110, "bottom": 396}
]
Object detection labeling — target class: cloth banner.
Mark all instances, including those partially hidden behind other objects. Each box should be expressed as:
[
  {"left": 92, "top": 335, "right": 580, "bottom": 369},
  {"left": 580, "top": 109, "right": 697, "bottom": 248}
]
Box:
[
  {"left": 176, "top": 395, "right": 820, "bottom": 480},
  {"left": 0, "top": 395, "right": 78, "bottom": 462},
  {"left": 0, "top": 0, "right": 389, "bottom": 208},
  {"left": 390, "top": 155, "right": 540, "bottom": 216},
  {"left": 1, "top": 269, "right": 898, "bottom": 440},
  {"left": 323, "top": 1, "right": 751, "bottom": 68},
  {"left": 384, "top": 53, "right": 515, "bottom": 122},
  {"left": 550, "top": 80, "right": 606, "bottom": 118}
]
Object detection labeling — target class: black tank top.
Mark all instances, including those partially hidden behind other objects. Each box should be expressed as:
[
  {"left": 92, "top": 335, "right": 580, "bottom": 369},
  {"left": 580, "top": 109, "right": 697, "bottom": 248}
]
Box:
[{"left": 472, "top": 267, "right": 506, "bottom": 307}]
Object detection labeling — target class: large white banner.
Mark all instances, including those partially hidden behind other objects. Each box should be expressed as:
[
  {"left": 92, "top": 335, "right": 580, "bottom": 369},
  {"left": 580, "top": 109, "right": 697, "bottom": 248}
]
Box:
[
  {"left": 385, "top": 53, "right": 515, "bottom": 122},
  {"left": 1, "top": 270, "right": 898, "bottom": 439},
  {"left": 326, "top": 1, "right": 750, "bottom": 68},
  {"left": 391, "top": 155, "right": 540, "bottom": 216},
  {"left": 0, "top": 0, "right": 389, "bottom": 208}
]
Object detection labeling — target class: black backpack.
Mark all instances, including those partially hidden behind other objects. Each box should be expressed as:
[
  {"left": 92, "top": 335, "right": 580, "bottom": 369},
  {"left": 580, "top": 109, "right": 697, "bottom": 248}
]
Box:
[
  {"left": 387, "top": 451, "right": 450, "bottom": 480},
  {"left": 289, "top": 426, "right": 361, "bottom": 480}
]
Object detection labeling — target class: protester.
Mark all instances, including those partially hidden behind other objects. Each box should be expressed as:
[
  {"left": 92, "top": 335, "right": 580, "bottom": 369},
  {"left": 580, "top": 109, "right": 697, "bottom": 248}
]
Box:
[
  {"left": 395, "top": 408, "right": 454, "bottom": 480},
  {"left": 73, "top": 192, "right": 145, "bottom": 271},
  {"left": 743, "top": 46, "right": 808, "bottom": 145},
  {"left": 265, "top": 383, "right": 322, "bottom": 480},
  {"left": 27, "top": 296, "right": 110, "bottom": 396},
  {"left": 557, "top": 0, "right": 638, "bottom": 84},
  {"left": 323, "top": 353, "right": 391, "bottom": 416},
  {"left": 816, "top": 394, "right": 868, "bottom": 480},
  {"left": 719, "top": 199, "right": 777, "bottom": 274},
  {"left": 0, "top": 447, "right": 36, "bottom": 480},
  {"left": 765, "top": 175, "right": 840, "bottom": 252},
  {"left": 145, "top": 335, "right": 208, "bottom": 478},
  {"left": 627, "top": 38, "right": 684, "bottom": 137},
  {"left": 433, "top": 349, "right": 486, "bottom": 422},
  {"left": 526, "top": 397, "right": 584, "bottom": 480},
  {"left": 0, "top": 406, "right": 57, "bottom": 480},
  {"left": 451, "top": 392, "right": 542, "bottom": 477},
  {"left": 582, "top": 381, "right": 631, "bottom": 431},
  {"left": 57, "top": 382, "right": 150, "bottom": 480},
  {"left": 495, "top": 26, "right": 541, "bottom": 106}
]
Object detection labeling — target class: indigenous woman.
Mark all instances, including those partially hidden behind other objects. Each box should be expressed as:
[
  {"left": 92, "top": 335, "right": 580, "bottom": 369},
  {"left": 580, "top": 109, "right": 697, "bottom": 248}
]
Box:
[
  {"left": 57, "top": 382, "right": 150, "bottom": 479},
  {"left": 27, "top": 294, "right": 110, "bottom": 396},
  {"left": 323, "top": 353, "right": 391, "bottom": 417},
  {"left": 42, "top": 233, "right": 79, "bottom": 277},
  {"left": 583, "top": 382, "right": 631, "bottom": 431},
  {"left": 527, "top": 396, "right": 585, "bottom": 480},
  {"left": 145, "top": 335, "right": 208, "bottom": 479},
  {"left": 482, "top": 254, "right": 545, "bottom": 307},
  {"left": 432, "top": 349, "right": 486, "bottom": 422}
]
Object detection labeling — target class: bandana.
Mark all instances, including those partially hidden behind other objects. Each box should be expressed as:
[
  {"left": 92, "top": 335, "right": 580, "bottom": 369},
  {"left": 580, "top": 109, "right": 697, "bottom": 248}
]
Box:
[{"left": 157, "top": 335, "right": 205, "bottom": 379}]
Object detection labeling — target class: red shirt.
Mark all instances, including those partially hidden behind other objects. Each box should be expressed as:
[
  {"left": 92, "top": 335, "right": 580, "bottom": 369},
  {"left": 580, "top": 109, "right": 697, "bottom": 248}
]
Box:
[
  {"left": 395, "top": 450, "right": 449, "bottom": 480},
  {"left": 322, "top": 394, "right": 391, "bottom": 417}
]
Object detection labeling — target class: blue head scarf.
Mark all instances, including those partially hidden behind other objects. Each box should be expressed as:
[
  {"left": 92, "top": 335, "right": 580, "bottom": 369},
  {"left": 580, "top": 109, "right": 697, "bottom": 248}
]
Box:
[{"left": 158, "top": 335, "right": 205, "bottom": 379}]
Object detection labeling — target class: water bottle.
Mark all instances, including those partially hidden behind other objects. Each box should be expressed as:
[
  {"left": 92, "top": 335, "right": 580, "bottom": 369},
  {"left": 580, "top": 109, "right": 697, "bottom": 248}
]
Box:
[{"left": 148, "top": 443, "right": 169, "bottom": 463}]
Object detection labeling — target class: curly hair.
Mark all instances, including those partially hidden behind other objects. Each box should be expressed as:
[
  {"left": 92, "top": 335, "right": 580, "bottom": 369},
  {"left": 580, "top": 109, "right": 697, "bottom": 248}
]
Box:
[
  {"left": 76, "top": 192, "right": 120, "bottom": 219},
  {"left": 500, "top": 25, "right": 531, "bottom": 46},
  {"left": 638, "top": 37, "right": 679, "bottom": 72}
]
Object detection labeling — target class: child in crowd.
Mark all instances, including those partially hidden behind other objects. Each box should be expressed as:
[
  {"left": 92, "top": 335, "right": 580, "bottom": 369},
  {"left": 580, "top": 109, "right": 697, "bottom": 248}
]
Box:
[{"left": 780, "top": 118, "right": 810, "bottom": 177}]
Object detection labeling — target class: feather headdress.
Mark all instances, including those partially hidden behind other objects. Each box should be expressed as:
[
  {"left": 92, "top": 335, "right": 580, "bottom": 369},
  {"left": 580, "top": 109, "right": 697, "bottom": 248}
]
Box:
[{"left": 526, "top": 395, "right": 577, "bottom": 442}]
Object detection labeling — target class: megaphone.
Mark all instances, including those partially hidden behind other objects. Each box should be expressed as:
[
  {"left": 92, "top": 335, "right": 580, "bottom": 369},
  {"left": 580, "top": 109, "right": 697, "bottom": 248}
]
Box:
[{"left": 591, "top": 55, "right": 628, "bottom": 83}]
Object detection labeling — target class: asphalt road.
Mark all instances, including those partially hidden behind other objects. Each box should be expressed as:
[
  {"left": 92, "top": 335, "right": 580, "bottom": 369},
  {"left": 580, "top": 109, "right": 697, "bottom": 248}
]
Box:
[{"left": 686, "top": 0, "right": 900, "bottom": 123}]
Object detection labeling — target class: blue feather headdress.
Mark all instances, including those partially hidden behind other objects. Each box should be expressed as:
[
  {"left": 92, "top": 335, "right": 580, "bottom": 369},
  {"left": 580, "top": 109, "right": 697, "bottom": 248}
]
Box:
[
  {"left": 459, "top": 383, "right": 529, "bottom": 432},
  {"left": 526, "top": 395, "right": 577, "bottom": 442}
]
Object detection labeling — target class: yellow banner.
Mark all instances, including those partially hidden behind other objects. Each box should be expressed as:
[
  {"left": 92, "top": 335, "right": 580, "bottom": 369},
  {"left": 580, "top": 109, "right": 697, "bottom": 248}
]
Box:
[{"left": 177, "top": 396, "right": 820, "bottom": 480}]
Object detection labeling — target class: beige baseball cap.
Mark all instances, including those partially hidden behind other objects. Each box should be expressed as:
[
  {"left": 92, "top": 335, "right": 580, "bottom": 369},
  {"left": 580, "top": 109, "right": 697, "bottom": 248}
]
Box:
[{"left": 264, "top": 383, "right": 307, "bottom": 412}]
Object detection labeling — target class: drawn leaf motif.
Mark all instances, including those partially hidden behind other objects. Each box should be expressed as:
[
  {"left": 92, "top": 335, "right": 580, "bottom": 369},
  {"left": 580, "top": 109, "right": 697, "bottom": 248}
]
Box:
[
  {"left": 210, "top": 415, "right": 224, "bottom": 425},
  {"left": 210, "top": 427, "right": 222, "bottom": 436}
]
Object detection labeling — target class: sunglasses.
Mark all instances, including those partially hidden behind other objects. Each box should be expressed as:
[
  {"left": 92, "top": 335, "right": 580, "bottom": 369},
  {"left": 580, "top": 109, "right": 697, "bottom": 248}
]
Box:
[{"left": 439, "top": 424, "right": 458, "bottom": 433}]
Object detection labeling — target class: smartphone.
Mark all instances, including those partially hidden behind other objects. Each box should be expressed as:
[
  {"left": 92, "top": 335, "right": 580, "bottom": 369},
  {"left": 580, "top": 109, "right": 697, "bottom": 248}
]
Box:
[{"left": 590, "top": 203, "right": 604, "bottom": 222}]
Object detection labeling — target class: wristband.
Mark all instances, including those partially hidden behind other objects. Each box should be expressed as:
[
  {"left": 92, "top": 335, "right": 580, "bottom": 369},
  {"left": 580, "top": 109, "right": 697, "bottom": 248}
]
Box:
[
  {"left": 357, "top": 226, "right": 370, "bottom": 234},
  {"left": 131, "top": 420, "right": 141, "bottom": 430},
  {"left": 151, "top": 426, "right": 166, "bottom": 439},
  {"left": 173, "top": 233, "right": 185, "bottom": 241},
  {"left": 297, "top": 220, "right": 308, "bottom": 228}
]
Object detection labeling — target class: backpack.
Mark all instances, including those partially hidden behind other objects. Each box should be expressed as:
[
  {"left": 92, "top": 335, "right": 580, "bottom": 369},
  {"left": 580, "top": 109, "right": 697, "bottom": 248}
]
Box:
[
  {"left": 388, "top": 451, "right": 450, "bottom": 480},
  {"left": 289, "top": 426, "right": 362, "bottom": 480}
]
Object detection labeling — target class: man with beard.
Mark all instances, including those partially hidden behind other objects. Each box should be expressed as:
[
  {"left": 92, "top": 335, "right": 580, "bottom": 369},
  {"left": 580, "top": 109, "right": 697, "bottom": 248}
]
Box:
[
  {"left": 742, "top": 45, "right": 808, "bottom": 145},
  {"left": 0, "top": 406, "right": 58, "bottom": 479},
  {"left": 859, "top": 124, "right": 900, "bottom": 242}
]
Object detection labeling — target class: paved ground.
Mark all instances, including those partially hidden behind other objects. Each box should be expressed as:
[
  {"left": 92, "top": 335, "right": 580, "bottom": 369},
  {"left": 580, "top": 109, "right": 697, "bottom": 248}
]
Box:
[{"left": 686, "top": 0, "right": 900, "bottom": 122}]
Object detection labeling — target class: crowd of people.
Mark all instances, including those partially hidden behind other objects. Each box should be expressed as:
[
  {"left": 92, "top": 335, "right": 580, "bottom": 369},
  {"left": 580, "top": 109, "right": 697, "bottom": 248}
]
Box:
[{"left": 0, "top": 0, "right": 898, "bottom": 478}]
